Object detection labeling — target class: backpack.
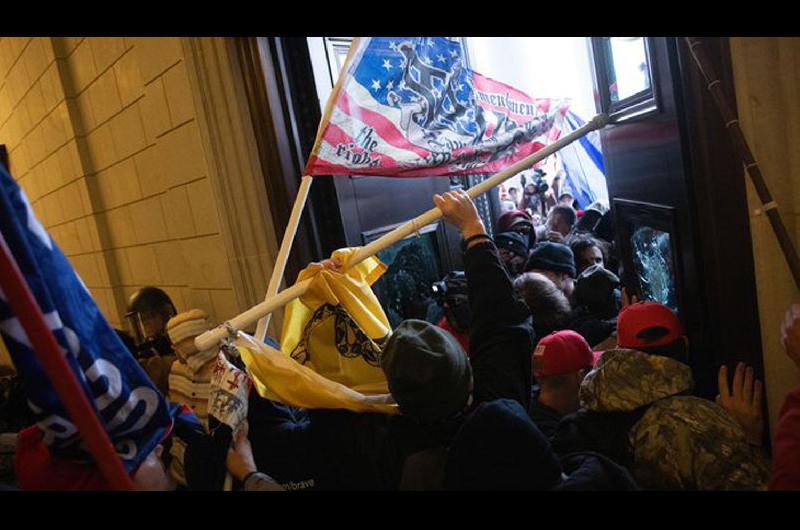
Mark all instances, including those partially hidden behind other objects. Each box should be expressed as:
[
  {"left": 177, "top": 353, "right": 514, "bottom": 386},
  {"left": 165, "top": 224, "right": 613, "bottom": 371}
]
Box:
[{"left": 550, "top": 406, "right": 649, "bottom": 468}]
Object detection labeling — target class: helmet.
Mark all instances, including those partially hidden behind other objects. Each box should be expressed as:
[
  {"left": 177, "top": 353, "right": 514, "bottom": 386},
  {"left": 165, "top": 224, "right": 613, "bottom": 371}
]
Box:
[
  {"left": 127, "top": 287, "right": 176, "bottom": 315},
  {"left": 125, "top": 287, "right": 177, "bottom": 357}
]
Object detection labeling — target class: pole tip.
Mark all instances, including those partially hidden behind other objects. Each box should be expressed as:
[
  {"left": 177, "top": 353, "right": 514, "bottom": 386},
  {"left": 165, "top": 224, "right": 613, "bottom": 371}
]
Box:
[{"left": 591, "top": 113, "right": 610, "bottom": 129}]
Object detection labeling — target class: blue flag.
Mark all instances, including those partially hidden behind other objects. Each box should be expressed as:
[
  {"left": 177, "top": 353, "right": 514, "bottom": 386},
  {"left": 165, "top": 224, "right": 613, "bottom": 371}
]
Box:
[
  {"left": 0, "top": 164, "right": 171, "bottom": 472},
  {"left": 559, "top": 110, "right": 608, "bottom": 210}
]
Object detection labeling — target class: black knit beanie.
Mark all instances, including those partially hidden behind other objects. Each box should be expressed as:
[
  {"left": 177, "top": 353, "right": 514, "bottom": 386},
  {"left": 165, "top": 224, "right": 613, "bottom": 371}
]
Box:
[
  {"left": 525, "top": 242, "right": 576, "bottom": 277},
  {"left": 495, "top": 231, "right": 529, "bottom": 258},
  {"left": 575, "top": 264, "right": 620, "bottom": 317}
]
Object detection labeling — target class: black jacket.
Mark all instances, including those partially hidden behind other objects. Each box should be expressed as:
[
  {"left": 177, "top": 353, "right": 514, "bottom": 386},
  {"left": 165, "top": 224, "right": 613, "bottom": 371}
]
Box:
[
  {"left": 550, "top": 408, "right": 648, "bottom": 467},
  {"left": 528, "top": 391, "right": 563, "bottom": 440},
  {"left": 555, "top": 452, "right": 641, "bottom": 491},
  {"left": 466, "top": 241, "right": 534, "bottom": 410},
  {"left": 247, "top": 392, "right": 316, "bottom": 490},
  {"left": 567, "top": 306, "right": 616, "bottom": 348}
]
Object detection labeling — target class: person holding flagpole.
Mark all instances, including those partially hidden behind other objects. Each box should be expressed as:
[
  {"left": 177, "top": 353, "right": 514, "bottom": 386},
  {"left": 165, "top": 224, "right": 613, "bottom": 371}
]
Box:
[{"left": 299, "top": 188, "right": 536, "bottom": 490}]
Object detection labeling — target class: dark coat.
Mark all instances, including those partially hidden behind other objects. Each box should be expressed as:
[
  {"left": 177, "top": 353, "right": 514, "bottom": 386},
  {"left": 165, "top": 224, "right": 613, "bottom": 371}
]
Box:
[
  {"left": 555, "top": 452, "right": 640, "bottom": 491},
  {"left": 551, "top": 349, "right": 770, "bottom": 490},
  {"left": 247, "top": 393, "right": 316, "bottom": 490},
  {"left": 527, "top": 387, "right": 564, "bottom": 440},
  {"left": 466, "top": 241, "right": 534, "bottom": 410},
  {"left": 567, "top": 306, "right": 616, "bottom": 348}
]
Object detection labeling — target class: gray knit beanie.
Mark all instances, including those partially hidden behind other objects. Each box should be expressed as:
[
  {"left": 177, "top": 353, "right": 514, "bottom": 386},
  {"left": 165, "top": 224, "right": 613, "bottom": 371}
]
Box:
[{"left": 381, "top": 319, "right": 472, "bottom": 422}]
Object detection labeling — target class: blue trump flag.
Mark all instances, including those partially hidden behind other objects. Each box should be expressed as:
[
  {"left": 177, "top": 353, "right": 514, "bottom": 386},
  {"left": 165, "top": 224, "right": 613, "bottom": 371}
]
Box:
[{"left": 0, "top": 164, "right": 171, "bottom": 472}]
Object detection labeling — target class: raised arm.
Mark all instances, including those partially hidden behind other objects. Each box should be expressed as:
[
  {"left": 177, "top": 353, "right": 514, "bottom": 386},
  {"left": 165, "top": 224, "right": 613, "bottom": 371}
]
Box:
[{"left": 433, "top": 190, "right": 534, "bottom": 408}]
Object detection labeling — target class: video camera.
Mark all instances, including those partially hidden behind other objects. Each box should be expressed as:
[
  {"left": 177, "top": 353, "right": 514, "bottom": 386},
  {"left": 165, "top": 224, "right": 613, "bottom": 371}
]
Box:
[
  {"left": 530, "top": 168, "right": 549, "bottom": 195},
  {"left": 520, "top": 168, "right": 549, "bottom": 198},
  {"left": 431, "top": 271, "right": 472, "bottom": 333}
]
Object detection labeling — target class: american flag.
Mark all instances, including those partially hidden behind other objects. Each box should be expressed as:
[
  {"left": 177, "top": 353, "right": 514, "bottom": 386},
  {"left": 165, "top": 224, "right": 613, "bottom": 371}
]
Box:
[{"left": 305, "top": 37, "right": 569, "bottom": 178}]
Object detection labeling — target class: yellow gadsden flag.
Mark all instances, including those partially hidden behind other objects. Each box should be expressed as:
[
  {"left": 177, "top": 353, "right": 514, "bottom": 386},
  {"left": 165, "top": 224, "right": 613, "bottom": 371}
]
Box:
[
  {"left": 279, "top": 247, "right": 391, "bottom": 395},
  {"left": 236, "top": 332, "right": 398, "bottom": 415}
]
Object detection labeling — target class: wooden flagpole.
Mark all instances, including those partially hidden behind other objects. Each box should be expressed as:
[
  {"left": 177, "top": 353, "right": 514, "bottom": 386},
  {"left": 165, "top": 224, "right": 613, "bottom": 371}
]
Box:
[
  {"left": 253, "top": 38, "right": 364, "bottom": 342},
  {"left": 195, "top": 113, "right": 608, "bottom": 351},
  {"left": 253, "top": 174, "right": 313, "bottom": 341},
  {"left": 684, "top": 37, "right": 800, "bottom": 290}
]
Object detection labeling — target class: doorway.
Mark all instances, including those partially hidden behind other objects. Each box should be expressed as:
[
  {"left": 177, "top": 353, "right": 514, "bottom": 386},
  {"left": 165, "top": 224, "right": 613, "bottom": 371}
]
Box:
[
  {"left": 257, "top": 36, "right": 763, "bottom": 408},
  {"left": 466, "top": 37, "right": 607, "bottom": 216},
  {"left": 302, "top": 36, "right": 610, "bottom": 327}
]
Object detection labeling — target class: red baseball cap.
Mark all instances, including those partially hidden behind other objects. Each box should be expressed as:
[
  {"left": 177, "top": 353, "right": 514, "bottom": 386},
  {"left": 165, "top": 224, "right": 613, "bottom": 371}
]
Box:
[
  {"left": 617, "top": 301, "right": 683, "bottom": 350},
  {"left": 497, "top": 210, "right": 533, "bottom": 232},
  {"left": 532, "top": 330, "right": 602, "bottom": 378}
]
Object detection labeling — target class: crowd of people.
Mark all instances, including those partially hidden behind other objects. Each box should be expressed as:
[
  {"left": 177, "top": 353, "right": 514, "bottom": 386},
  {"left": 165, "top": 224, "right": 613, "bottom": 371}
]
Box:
[
  {"left": 426, "top": 190, "right": 795, "bottom": 491},
  {"left": 2, "top": 188, "right": 800, "bottom": 491}
]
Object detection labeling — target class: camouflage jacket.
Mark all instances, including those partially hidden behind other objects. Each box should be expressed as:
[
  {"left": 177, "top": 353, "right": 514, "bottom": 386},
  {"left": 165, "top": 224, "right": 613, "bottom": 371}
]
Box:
[{"left": 578, "top": 349, "right": 770, "bottom": 490}]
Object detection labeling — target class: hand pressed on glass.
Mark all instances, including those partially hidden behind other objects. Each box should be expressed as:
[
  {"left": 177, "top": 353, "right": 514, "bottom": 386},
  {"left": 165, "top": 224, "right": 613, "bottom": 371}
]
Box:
[{"left": 716, "top": 362, "right": 764, "bottom": 447}]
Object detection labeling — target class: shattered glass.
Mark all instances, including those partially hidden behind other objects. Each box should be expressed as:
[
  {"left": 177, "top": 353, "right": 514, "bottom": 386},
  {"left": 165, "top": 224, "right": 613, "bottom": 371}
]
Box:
[
  {"left": 372, "top": 234, "right": 443, "bottom": 328},
  {"left": 631, "top": 226, "right": 678, "bottom": 313}
]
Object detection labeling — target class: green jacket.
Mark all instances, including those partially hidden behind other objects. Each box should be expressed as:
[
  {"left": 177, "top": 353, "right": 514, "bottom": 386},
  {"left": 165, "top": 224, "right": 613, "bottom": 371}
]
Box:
[{"left": 578, "top": 349, "right": 770, "bottom": 490}]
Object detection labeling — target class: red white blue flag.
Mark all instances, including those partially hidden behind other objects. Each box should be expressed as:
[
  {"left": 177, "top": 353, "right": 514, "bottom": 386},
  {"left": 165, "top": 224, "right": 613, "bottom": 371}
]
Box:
[{"left": 305, "top": 37, "right": 569, "bottom": 178}]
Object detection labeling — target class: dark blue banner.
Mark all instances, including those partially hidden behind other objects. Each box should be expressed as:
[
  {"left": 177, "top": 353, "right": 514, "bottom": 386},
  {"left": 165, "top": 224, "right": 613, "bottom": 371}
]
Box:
[{"left": 0, "top": 164, "right": 171, "bottom": 472}]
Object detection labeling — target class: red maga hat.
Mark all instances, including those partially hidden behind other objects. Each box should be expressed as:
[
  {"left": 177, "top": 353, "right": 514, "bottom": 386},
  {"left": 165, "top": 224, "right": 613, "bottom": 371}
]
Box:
[
  {"left": 532, "top": 330, "right": 601, "bottom": 378},
  {"left": 497, "top": 209, "right": 533, "bottom": 233},
  {"left": 617, "top": 301, "right": 683, "bottom": 350}
]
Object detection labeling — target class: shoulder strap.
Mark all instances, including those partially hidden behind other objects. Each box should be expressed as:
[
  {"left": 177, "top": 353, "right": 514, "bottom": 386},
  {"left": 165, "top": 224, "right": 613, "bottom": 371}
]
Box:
[{"left": 552, "top": 406, "right": 650, "bottom": 466}]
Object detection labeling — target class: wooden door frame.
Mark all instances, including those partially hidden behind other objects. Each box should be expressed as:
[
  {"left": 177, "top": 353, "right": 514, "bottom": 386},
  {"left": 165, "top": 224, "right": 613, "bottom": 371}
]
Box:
[
  {"left": 674, "top": 37, "right": 765, "bottom": 400},
  {"left": 234, "top": 37, "right": 347, "bottom": 285},
  {"left": 590, "top": 37, "right": 764, "bottom": 407}
]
